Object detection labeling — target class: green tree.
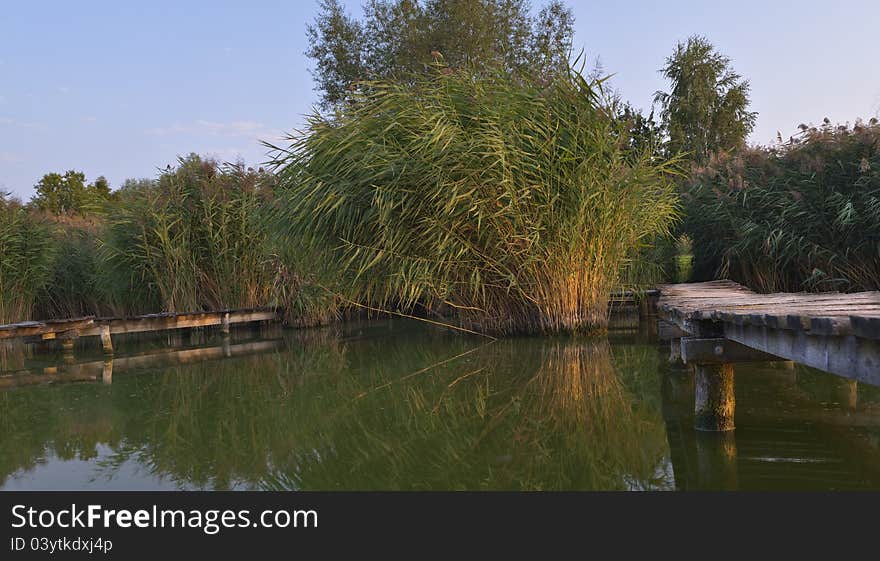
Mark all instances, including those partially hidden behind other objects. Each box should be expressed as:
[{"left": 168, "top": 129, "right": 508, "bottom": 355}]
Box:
[
  {"left": 31, "top": 170, "right": 112, "bottom": 215},
  {"left": 654, "top": 35, "right": 756, "bottom": 164},
  {"left": 306, "top": 0, "right": 367, "bottom": 111},
  {"left": 90, "top": 176, "right": 111, "bottom": 198},
  {"left": 306, "top": 0, "right": 574, "bottom": 108}
]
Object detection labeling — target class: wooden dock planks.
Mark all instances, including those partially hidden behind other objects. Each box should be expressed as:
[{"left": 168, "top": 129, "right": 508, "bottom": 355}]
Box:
[
  {"left": 0, "top": 308, "right": 280, "bottom": 342},
  {"left": 657, "top": 280, "right": 880, "bottom": 340},
  {"left": 657, "top": 280, "right": 880, "bottom": 384}
]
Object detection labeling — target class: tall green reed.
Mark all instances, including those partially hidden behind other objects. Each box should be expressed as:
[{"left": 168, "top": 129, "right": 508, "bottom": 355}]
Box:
[
  {"left": 685, "top": 119, "right": 880, "bottom": 292},
  {"left": 0, "top": 198, "right": 55, "bottom": 323},
  {"left": 99, "top": 155, "right": 279, "bottom": 314},
  {"left": 269, "top": 63, "right": 681, "bottom": 334}
]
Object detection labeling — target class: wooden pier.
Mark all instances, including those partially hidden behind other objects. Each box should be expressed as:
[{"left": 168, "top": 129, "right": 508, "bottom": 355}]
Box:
[
  {"left": 0, "top": 308, "right": 280, "bottom": 354},
  {"left": 657, "top": 280, "right": 880, "bottom": 431}
]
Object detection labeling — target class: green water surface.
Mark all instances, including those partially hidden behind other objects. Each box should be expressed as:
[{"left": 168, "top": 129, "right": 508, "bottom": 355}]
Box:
[{"left": 1, "top": 320, "right": 878, "bottom": 490}]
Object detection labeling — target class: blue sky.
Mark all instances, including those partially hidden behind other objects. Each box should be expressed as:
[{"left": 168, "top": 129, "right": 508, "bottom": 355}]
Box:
[{"left": 2, "top": 0, "right": 879, "bottom": 200}]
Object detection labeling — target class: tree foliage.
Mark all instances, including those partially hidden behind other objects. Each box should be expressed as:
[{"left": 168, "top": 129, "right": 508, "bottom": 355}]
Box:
[
  {"left": 306, "top": 0, "right": 574, "bottom": 108},
  {"left": 654, "top": 35, "right": 756, "bottom": 164},
  {"left": 31, "top": 170, "right": 112, "bottom": 215}
]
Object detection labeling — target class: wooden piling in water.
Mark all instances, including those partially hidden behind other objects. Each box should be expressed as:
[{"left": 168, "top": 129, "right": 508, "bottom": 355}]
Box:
[
  {"left": 102, "top": 359, "right": 113, "bottom": 384},
  {"left": 695, "top": 430, "right": 739, "bottom": 489},
  {"left": 694, "top": 363, "right": 735, "bottom": 431},
  {"left": 100, "top": 325, "right": 113, "bottom": 354},
  {"left": 842, "top": 379, "right": 858, "bottom": 410}
]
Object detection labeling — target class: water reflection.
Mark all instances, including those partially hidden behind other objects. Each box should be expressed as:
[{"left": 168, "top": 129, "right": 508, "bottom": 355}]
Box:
[
  {"left": 0, "top": 324, "right": 672, "bottom": 490},
  {"left": 661, "top": 361, "right": 880, "bottom": 490},
  {"left": 2, "top": 321, "right": 880, "bottom": 490}
]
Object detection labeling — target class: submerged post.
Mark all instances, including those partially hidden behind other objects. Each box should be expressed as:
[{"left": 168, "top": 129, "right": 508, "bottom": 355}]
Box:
[
  {"left": 841, "top": 379, "right": 858, "bottom": 410},
  {"left": 60, "top": 337, "right": 76, "bottom": 364},
  {"left": 100, "top": 325, "right": 113, "bottom": 354},
  {"left": 102, "top": 359, "right": 113, "bottom": 384},
  {"left": 695, "top": 430, "right": 739, "bottom": 489},
  {"left": 694, "top": 363, "right": 735, "bottom": 431}
]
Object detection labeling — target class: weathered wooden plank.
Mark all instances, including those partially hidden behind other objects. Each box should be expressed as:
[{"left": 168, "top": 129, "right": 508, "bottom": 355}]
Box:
[
  {"left": 0, "top": 309, "right": 279, "bottom": 343},
  {"left": 657, "top": 319, "right": 688, "bottom": 339},
  {"left": 661, "top": 295, "right": 879, "bottom": 308},
  {"left": 659, "top": 281, "right": 880, "bottom": 341},
  {"left": 723, "top": 322, "right": 880, "bottom": 386},
  {"left": 852, "top": 316, "right": 880, "bottom": 340},
  {"left": 0, "top": 318, "right": 95, "bottom": 340},
  {"left": 680, "top": 337, "right": 784, "bottom": 364},
  {"left": 659, "top": 303, "right": 880, "bottom": 321}
]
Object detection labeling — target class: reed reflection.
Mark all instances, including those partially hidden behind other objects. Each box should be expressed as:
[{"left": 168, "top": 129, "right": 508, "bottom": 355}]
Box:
[
  {"left": 0, "top": 324, "right": 672, "bottom": 490},
  {"left": 8, "top": 321, "right": 878, "bottom": 491}
]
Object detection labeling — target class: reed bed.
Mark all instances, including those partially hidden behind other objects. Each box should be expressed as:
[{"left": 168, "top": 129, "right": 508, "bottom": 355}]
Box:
[
  {"left": 33, "top": 215, "right": 108, "bottom": 319},
  {"left": 99, "top": 155, "right": 280, "bottom": 314},
  {"left": 685, "top": 120, "right": 880, "bottom": 292},
  {"left": 0, "top": 199, "right": 55, "bottom": 324},
  {"left": 270, "top": 64, "right": 680, "bottom": 335}
]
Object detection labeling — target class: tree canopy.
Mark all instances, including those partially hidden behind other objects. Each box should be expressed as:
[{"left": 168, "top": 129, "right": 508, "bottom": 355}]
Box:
[
  {"left": 31, "top": 170, "right": 112, "bottom": 215},
  {"left": 306, "top": 0, "right": 574, "bottom": 108},
  {"left": 654, "top": 35, "right": 756, "bottom": 164}
]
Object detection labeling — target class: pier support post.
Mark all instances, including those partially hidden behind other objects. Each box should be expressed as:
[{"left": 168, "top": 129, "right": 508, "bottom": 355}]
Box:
[
  {"left": 669, "top": 339, "right": 682, "bottom": 363},
  {"left": 841, "top": 379, "right": 858, "bottom": 410},
  {"left": 60, "top": 337, "right": 76, "bottom": 364},
  {"left": 100, "top": 325, "right": 113, "bottom": 355},
  {"left": 102, "top": 359, "right": 113, "bottom": 384},
  {"left": 221, "top": 312, "right": 230, "bottom": 335},
  {"left": 187, "top": 327, "right": 202, "bottom": 345},
  {"left": 694, "top": 363, "right": 735, "bottom": 431}
]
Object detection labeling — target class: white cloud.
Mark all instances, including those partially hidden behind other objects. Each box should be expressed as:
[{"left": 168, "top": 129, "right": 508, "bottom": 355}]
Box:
[
  {"left": 202, "top": 147, "right": 250, "bottom": 161},
  {"left": 196, "top": 120, "right": 268, "bottom": 136},
  {"left": 146, "top": 119, "right": 280, "bottom": 140}
]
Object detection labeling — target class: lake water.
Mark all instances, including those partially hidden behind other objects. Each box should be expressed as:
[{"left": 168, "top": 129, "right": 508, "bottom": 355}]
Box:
[{"left": 2, "top": 319, "right": 879, "bottom": 490}]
